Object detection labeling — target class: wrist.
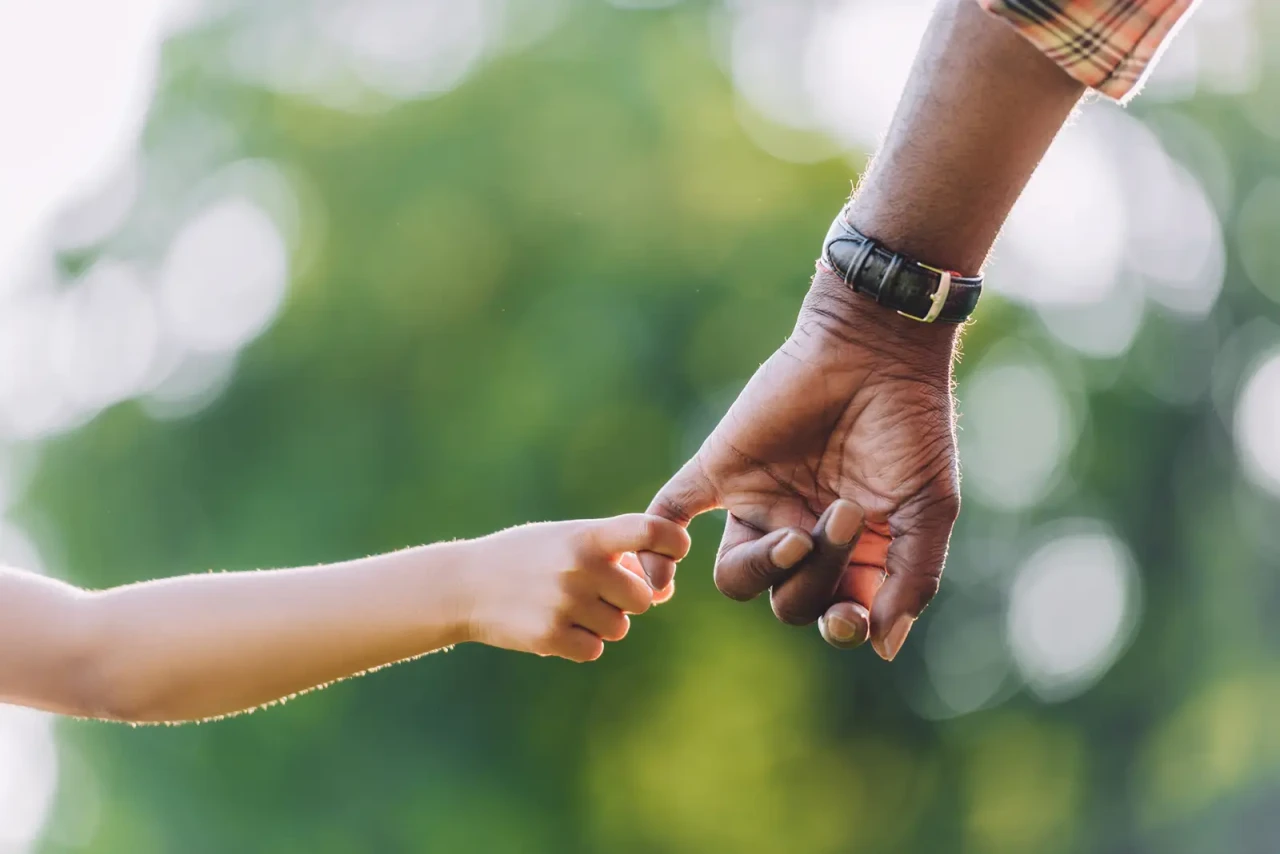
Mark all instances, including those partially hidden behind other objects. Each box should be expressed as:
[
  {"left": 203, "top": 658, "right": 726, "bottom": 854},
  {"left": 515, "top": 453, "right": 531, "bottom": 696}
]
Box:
[
  {"left": 843, "top": 204, "right": 988, "bottom": 280},
  {"left": 405, "top": 541, "right": 480, "bottom": 646},
  {"left": 803, "top": 265, "right": 958, "bottom": 381}
]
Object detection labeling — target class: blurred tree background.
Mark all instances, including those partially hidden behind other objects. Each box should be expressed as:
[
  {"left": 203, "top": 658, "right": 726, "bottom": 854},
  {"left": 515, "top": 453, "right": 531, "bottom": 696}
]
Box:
[{"left": 3, "top": 1, "right": 1280, "bottom": 852}]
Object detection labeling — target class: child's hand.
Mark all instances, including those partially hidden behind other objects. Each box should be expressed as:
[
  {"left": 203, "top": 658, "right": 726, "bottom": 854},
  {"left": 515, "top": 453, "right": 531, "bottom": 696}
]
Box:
[{"left": 460, "top": 515, "right": 691, "bottom": 662}]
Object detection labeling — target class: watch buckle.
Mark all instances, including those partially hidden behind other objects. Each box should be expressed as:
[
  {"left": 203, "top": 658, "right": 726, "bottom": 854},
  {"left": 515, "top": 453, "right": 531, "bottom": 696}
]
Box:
[{"left": 897, "top": 264, "right": 952, "bottom": 323}]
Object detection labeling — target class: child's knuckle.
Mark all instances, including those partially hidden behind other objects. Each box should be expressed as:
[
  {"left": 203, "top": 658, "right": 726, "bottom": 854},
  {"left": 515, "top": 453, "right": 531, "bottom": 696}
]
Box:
[
  {"left": 640, "top": 516, "right": 663, "bottom": 546},
  {"left": 535, "top": 621, "right": 564, "bottom": 651},
  {"left": 551, "top": 590, "right": 576, "bottom": 619},
  {"left": 675, "top": 527, "right": 692, "bottom": 556},
  {"left": 568, "top": 524, "right": 597, "bottom": 554},
  {"left": 555, "top": 564, "right": 583, "bottom": 591}
]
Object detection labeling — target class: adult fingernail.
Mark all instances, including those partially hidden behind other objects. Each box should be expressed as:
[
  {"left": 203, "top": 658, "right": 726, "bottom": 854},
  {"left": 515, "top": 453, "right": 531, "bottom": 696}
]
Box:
[
  {"left": 825, "top": 500, "right": 863, "bottom": 546},
  {"left": 770, "top": 532, "right": 811, "bottom": 569},
  {"left": 878, "top": 615, "right": 915, "bottom": 662},
  {"left": 823, "top": 614, "right": 859, "bottom": 643}
]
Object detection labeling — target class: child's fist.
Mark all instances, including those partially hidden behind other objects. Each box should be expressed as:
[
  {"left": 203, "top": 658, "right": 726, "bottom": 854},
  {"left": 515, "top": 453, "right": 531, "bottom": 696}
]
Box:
[{"left": 460, "top": 514, "right": 691, "bottom": 662}]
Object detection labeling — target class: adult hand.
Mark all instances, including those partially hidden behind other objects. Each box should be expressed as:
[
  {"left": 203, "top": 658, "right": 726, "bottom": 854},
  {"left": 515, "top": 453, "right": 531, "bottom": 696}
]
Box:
[
  {"left": 635, "top": 0, "right": 1090, "bottom": 659},
  {"left": 639, "top": 266, "right": 960, "bottom": 661}
]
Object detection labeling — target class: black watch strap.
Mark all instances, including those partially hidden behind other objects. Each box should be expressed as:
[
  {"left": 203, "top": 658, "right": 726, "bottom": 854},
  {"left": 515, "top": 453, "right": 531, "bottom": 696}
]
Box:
[{"left": 820, "top": 207, "right": 983, "bottom": 324}]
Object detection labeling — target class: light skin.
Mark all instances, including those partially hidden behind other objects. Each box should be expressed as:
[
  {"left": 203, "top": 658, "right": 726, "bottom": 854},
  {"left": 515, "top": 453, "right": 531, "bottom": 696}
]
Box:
[
  {"left": 639, "top": 0, "right": 1087, "bottom": 659},
  {"left": 0, "top": 513, "right": 689, "bottom": 724}
]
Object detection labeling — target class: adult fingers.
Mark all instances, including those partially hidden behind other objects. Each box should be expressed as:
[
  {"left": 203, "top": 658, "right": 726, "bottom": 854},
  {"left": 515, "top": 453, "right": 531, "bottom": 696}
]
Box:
[
  {"left": 841, "top": 563, "right": 889, "bottom": 609},
  {"left": 638, "top": 459, "right": 719, "bottom": 590},
  {"left": 588, "top": 514, "right": 691, "bottom": 561},
  {"left": 868, "top": 488, "right": 959, "bottom": 662},
  {"left": 818, "top": 601, "right": 871, "bottom": 649},
  {"left": 768, "top": 500, "right": 865, "bottom": 626},
  {"left": 817, "top": 524, "right": 889, "bottom": 649},
  {"left": 618, "top": 553, "right": 674, "bottom": 604},
  {"left": 712, "top": 514, "right": 813, "bottom": 601}
]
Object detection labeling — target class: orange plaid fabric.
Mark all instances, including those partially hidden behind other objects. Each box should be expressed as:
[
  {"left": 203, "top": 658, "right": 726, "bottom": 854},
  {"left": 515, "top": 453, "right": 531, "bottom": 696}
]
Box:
[{"left": 975, "top": 0, "right": 1198, "bottom": 101}]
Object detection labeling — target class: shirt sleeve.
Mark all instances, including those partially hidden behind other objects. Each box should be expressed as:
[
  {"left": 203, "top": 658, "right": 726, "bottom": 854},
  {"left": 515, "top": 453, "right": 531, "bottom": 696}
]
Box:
[{"left": 974, "top": 0, "right": 1198, "bottom": 102}]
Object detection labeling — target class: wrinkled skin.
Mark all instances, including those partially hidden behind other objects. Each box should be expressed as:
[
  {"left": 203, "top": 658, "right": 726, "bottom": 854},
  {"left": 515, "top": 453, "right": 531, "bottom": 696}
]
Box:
[{"left": 640, "top": 267, "right": 961, "bottom": 659}]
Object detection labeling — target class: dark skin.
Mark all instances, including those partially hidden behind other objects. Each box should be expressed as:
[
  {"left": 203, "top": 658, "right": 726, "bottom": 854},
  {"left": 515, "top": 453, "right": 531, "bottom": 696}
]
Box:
[{"left": 640, "top": 0, "right": 1086, "bottom": 659}]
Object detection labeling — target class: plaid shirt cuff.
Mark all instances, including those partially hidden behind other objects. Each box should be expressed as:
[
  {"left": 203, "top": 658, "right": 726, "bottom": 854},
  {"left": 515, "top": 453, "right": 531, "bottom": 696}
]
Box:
[{"left": 975, "top": 0, "right": 1197, "bottom": 101}]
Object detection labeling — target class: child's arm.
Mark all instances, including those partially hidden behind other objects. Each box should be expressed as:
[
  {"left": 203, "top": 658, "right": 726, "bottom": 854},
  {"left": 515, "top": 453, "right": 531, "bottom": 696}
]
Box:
[{"left": 0, "top": 514, "right": 688, "bottom": 724}]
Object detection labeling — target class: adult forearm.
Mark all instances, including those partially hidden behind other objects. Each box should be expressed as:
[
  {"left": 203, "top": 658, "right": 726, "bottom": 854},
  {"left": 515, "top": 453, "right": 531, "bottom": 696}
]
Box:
[{"left": 848, "top": 0, "right": 1085, "bottom": 278}]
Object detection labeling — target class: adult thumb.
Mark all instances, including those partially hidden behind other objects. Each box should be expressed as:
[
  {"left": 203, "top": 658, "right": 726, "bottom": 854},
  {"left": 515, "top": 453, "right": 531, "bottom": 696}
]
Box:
[{"left": 637, "top": 459, "right": 718, "bottom": 590}]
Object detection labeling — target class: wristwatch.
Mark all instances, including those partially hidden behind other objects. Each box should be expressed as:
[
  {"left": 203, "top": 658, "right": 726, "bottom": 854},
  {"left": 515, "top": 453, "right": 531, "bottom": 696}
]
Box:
[{"left": 819, "top": 206, "right": 983, "bottom": 323}]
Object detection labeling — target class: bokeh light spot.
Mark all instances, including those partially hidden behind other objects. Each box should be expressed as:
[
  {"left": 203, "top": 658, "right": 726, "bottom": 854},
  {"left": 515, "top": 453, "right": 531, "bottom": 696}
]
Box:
[
  {"left": 1233, "top": 349, "right": 1280, "bottom": 495},
  {"left": 51, "top": 261, "right": 159, "bottom": 409},
  {"left": 1007, "top": 525, "right": 1141, "bottom": 702},
  {"left": 959, "top": 351, "right": 1075, "bottom": 511},
  {"left": 159, "top": 197, "right": 289, "bottom": 354},
  {"left": 993, "top": 118, "right": 1126, "bottom": 306},
  {"left": 0, "top": 706, "right": 58, "bottom": 854},
  {"left": 1237, "top": 176, "right": 1280, "bottom": 305},
  {"left": 923, "top": 595, "right": 1012, "bottom": 718}
]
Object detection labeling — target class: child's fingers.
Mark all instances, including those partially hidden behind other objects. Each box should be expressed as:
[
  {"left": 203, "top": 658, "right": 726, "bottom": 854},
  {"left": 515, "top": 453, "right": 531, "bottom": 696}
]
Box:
[
  {"left": 597, "top": 562, "right": 655, "bottom": 614},
  {"left": 618, "top": 552, "right": 645, "bottom": 576},
  {"left": 575, "top": 600, "right": 631, "bottom": 642},
  {"left": 586, "top": 514, "right": 691, "bottom": 560},
  {"left": 555, "top": 627, "right": 605, "bottom": 663}
]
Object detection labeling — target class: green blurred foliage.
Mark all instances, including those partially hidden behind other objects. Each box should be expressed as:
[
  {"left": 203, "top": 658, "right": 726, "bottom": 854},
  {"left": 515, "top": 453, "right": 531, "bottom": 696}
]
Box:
[{"left": 17, "top": 2, "right": 1280, "bottom": 852}]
